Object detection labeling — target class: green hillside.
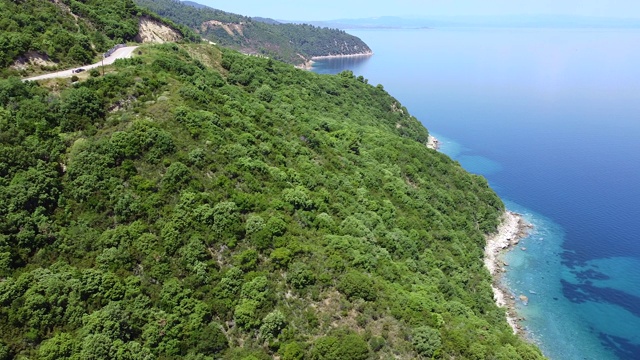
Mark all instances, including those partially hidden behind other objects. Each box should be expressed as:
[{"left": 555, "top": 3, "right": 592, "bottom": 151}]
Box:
[
  {"left": 0, "top": 0, "right": 197, "bottom": 78},
  {"left": 0, "top": 1, "right": 546, "bottom": 359},
  {"left": 0, "top": 42, "right": 544, "bottom": 359},
  {"left": 133, "top": 0, "right": 372, "bottom": 66}
]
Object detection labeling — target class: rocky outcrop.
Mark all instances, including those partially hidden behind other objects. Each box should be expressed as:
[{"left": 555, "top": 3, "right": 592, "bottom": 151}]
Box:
[
  {"left": 12, "top": 51, "right": 56, "bottom": 71},
  {"left": 135, "top": 16, "right": 182, "bottom": 43},
  {"left": 200, "top": 20, "right": 245, "bottom": 37}
]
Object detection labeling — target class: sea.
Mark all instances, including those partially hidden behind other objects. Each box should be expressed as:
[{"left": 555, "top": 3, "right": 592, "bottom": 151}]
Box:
[{"left": 311, "top": 28, "right": 640, "bottom": 360}]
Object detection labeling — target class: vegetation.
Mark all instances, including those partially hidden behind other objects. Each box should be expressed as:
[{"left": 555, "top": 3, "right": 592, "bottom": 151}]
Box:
[
  {"left": 133, "top": 0, "right": 372, "bottom": 66},
  {"left": 0, "top": 41, "right": 545, "bottom": 359},
  {"left": 0, "top": 0, "right": 197, "bottom": 78}
]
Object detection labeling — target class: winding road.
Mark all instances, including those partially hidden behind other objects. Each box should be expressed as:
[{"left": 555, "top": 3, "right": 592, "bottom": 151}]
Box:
[{"left": 23, "top": 46, "right": 139, "bottom": 82}]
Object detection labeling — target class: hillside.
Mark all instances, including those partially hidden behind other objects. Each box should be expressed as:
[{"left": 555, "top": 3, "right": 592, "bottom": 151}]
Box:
[
  {"left": 0, "top": 0, "right": 198, "bottom": 78},
  {"left": 0, "top": 41, "right": 544, "bottom": 359},
  {"left": 132, "top": 0, "right": 372, "bottom": 66}
]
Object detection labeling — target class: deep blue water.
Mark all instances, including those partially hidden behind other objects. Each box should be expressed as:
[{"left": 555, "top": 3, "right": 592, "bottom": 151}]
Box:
[{"left": 312, "top": 28, "right": 640, "bottom": 359}]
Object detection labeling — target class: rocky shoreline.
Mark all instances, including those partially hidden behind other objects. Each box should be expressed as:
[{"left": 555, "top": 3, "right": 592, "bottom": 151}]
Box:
[
  {"left": 485, "top": 211, "right": 534, "bottom": 335},
  {"left": 310, "top": 50, "right": 373, "bottom": 61},
  {"left": 297, "top": 51, "right": 374, "bottom": 70}
]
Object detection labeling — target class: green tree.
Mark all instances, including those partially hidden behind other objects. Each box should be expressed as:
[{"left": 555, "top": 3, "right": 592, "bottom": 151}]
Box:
[
  {"left": 162, "top": 162, "right": 191, "bottom": 192},
  {"left": 288, "top": 262, "right": 316, "bottom": 290},
  {"left": 336, "top": 271, "right": 376, "bottom": 301},
  {"left": 234, "top": 299, "right": 260, "bottom": 330},
  {"left": 259, "top": 310, "right": 286, "bottom": 340},
  {"left": 412, "top": 326, "right": 442, "bottom": 358},
  {"left": 310, "top": 333, "right": 369, "bottom": 360},
  {"left": 60, "top": 87, "right": 104, "bottom": 131},
  {"left": 38, "top": 332, "right": 74, "bottom": 360}
]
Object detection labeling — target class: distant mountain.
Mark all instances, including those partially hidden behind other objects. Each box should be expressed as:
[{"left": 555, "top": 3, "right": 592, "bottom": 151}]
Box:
[
  {"left": 252, "top": 16, "right": 281, "bottom": 25},
  {"left": 181, "top": 0, "right": 207, "bottom": 9},
  {"left": 133, "top": 0, "right": 372, "bottom": 66},
  {"left": 298, "top": 16, "right": 433, "bottom": 29},
  {"left": 301, "top": 15, "right": 640, "bottom": 29}
]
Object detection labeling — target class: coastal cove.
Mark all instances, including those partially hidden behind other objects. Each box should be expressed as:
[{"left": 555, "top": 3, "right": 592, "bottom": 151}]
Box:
[{"left": 312, "top": 28, "right": 640, "bottom": 359}]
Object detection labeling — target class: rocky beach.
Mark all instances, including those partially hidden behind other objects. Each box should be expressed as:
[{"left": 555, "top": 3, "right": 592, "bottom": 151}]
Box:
[{"left": 485, "top": 211, "right": 533, "bottom": 334}]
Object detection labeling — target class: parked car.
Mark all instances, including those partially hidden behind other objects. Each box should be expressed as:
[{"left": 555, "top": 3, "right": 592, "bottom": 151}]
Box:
[{"left": 72, "top": 68, "right": 85, "bottom": 73}]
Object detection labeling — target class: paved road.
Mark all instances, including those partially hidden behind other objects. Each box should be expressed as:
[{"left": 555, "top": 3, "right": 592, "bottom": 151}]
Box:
[{"left": 23, "top": 46, "right": 139, "bottom": 82}]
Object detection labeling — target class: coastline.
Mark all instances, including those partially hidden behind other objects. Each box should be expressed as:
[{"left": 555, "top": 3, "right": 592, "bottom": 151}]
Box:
[
  {"left": 485, "top": 211, "right": 533, "bottom": 335},
  {"left": 310, "top": 50, "right": 373, "bottom": 61},
  {"left": 297, "top": 51, "right": 373, "bottom": 70},
  {"left": 426, "top": 134, "right": 528, "bottom": 334}
]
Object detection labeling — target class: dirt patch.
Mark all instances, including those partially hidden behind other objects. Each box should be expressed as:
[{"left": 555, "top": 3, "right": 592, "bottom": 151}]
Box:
[
  {"left": 135, "top": 16, "right": 182, "bottom": 44},
  {"left": 11, "top": 52, "right": 57, "bottom": 71},
  {"left": 201, "top": 20, "right": 245, "bottom": 37}
]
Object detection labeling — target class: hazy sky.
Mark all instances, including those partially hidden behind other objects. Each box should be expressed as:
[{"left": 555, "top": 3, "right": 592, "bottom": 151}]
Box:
[{"left": 199, "top": 0, "right": 640, "bottom": 21}]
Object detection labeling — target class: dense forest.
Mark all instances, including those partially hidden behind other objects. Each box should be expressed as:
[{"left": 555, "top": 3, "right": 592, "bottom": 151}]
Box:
[
  {"left": 0, "top": 40, "right": 544, "bottom": 358},
  {"left": 0, "top": 0, "right": 197, "bottom": 78},
  {"left": 132, "top": 0, "right": 372, "bottom": 65}
]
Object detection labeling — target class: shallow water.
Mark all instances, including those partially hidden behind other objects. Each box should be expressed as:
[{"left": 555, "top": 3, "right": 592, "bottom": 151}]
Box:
[{"left": 312, "top": 28, "right": 640, "bottom": 359}]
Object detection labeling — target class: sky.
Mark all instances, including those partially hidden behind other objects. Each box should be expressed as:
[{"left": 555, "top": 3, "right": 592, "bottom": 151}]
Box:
[{"left": 199, "top": 0, "right": 640, "bottom": 21}]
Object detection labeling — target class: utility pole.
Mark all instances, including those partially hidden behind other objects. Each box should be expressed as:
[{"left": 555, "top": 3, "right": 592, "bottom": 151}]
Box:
[{"left": 102, "top": 56, "right": 104, "bottom": 76}]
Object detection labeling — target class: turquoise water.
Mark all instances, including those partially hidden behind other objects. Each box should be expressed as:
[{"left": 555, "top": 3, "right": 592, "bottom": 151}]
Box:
[
  {"left": 312, "top": 28, "right": 640, "bottom": 359},
  {"left": 438, "top": 133, "right": 618, "bottom": 360}
]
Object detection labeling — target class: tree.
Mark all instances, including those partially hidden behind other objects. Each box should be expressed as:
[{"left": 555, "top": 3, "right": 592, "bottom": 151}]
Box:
[
  {"left": 412, "top": 326, "right": 441, "bottom": 358},
  {"left": 68, "top": 44, "right": 93, "bottom": 63},
  {"left": 162, "top": 162, "right": 191, "bottom": 192},
  {"left": 234, "top": 299, "right": 260, "bottom": 330},
  {"left": 281, "top": 342, "right": 304, "bottom": 360},
  {"left": 192, "top": 322, "right": 228, "bottom": 355},
  {"left": 60, "top": 87, "right": 104, "bottom": 131},
  {"left": 336, "top": 271, "right": 376, "bottom": 301},
  {"left": 287, "top": 262, "right": 315, "bottom": 290},
  {"left": 310, "top": 333, "right": 369, "bottom": 360},
  {"left": 269, "top": 247, "right": 291, "bottom": 268},
  {"left": 259, "top": 310, "right": 286, "bottom": 340},
  {"left": 37, "top": 332, "right": 74, "bottom": 360}
]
